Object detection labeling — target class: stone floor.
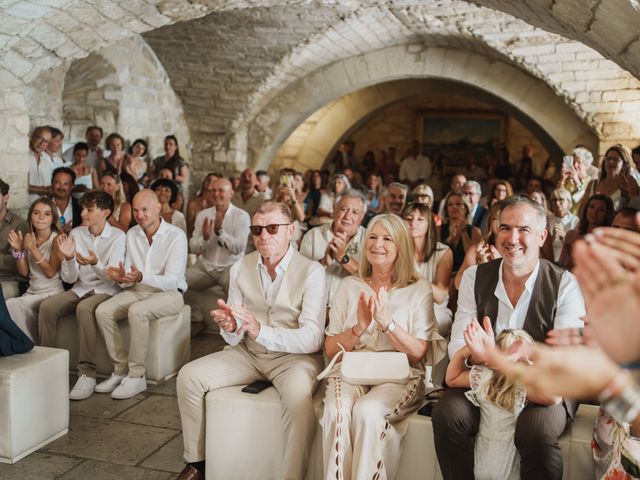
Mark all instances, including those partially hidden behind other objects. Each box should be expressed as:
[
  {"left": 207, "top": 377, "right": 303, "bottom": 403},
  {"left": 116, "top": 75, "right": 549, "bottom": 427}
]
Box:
[{"left": 0, "top": 332, "right": 227, "bottom": 480}]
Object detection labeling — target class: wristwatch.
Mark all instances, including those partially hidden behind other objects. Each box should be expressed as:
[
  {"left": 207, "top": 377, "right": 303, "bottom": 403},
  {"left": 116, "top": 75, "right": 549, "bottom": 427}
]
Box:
[
  {"left": 340, "top": 254, "right": 350, "bottom": 265},
  {"left": 384, "top": 321, "right": 396, "bottom": 333}
]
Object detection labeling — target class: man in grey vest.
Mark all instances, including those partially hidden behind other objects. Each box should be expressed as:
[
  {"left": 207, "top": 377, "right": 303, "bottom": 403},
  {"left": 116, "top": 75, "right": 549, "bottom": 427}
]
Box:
[
  {"left": 432, "top": 195, "right": 585, "bottom": 480},
  {"left": 176, "top": 201, "right": 326, "bottom": 480}
]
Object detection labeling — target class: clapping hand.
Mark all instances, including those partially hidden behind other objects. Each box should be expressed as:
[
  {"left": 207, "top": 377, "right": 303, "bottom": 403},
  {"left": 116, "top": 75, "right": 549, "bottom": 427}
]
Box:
[
  {"left": 202, "top": 217, "right": 213, "bottom": 241},
  {"left": 328, "top": 231, "right": 349, "bottom": 260},
  {"left": 105, "top": 262, "right": 142, "bottom": 283},
  {"left": 76, "top": 249, "right": 98, "bottom": 266},
  {"left": 355, "top": 291, "right": 374, "bottom": 335},
  {"left": 230, "top": 304, "right": 261, "bottom": 339},
  {"left": 57, "top": 234, "right": 76, "bottom": 260},
  {"left": 463, "top": 317, "right": 495, "bottom": 364},
  {"left": 211, "top": 299, "right": 237, "bottom": 333},
  {"left": 7, "top": 230, "right": 24, "bottom": 251},
  {"left": 372, "top": 287, "right": 393, "bottom": 331},
  {"left": 23, "top": 232, "right": 37, "bottom": 253}
]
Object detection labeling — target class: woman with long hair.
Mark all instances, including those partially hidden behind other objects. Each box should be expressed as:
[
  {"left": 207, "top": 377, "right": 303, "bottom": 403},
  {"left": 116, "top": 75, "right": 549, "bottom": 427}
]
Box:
[
  {"left": 454, "top": 201, "right": 503, "bottom": 289},
  {"left": 320, "top": 213, "right": 445, "bottom": 480},
  {"left": 437, "top": 191, "right": 482, "bottom": 273},
  {"left": 6, "top": 197, "right": 63, "bottom": 340},
  {"left": 580, "top": 144, "right": 639, "bottom": 212},
  {"left": 560, "top": 193, "right": 615, "bottom": 269},
  {"left": 100, "top": 173, "right": 132, "bottom": 232},
  {"left": 152, "top": 135, "right": 189, "bottom": 191}
]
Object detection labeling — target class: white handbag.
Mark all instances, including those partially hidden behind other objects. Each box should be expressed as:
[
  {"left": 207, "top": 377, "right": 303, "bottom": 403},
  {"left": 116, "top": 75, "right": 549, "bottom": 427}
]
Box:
[{"left": 317, "top": 343, "right": 410, "bottom": 385}]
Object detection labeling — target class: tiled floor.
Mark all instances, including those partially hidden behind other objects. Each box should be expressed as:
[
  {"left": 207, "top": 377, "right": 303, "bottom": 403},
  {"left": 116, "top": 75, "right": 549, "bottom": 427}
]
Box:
[{"left": 0, "top": 333, "right": 227, "bottom": 480}]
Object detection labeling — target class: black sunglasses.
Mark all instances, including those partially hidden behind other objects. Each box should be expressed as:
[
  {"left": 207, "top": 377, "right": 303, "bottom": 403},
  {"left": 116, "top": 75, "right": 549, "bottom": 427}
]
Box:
[{"left": 249, "top": 223, "right": 290, "bottom": 236}]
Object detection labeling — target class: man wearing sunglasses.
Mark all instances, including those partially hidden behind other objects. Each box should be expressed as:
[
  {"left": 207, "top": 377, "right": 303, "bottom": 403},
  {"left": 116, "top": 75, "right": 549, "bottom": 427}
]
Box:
[
  {"left": 28, "top": 126, "right": 55, "bottom": 205},
  {"left": 176, "top": 201, "right": 326, "bottom": 480}
]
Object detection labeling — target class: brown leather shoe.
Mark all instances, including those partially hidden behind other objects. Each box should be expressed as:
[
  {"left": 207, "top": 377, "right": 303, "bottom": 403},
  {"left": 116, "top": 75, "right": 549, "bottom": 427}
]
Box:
[{"left": 176, "top": 464, "right": 204, "bottom": 480}]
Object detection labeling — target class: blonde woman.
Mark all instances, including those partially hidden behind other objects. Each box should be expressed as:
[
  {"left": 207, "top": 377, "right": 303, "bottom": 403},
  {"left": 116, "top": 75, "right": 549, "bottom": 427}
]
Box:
[
  {"left": 320, "top": 214, "right": 446, "bottom": 480},
  {"left": 100, "top": 173, "right": 132, "bottom": 232},
  {"left": 454, "top": 202, "right": 502, "bottom": 289},
  {"left": 437, "top": 191, "right": 481, "bottom": 273},
  {"left": 447, "top": 325, "right": 559, "bottom": 480},
  {"left": 6, "top": 197, "right": 64, "bottom": 340}
]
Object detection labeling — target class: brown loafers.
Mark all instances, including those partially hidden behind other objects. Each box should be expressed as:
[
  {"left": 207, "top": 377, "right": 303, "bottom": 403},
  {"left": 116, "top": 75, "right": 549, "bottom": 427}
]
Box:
[{"left": 176, "top": 464, "right": 205, "bottom": 480}]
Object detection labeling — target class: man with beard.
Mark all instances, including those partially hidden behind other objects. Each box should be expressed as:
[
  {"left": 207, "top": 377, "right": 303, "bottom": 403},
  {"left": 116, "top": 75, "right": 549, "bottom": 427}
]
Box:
[{"left": 432, "top": 195, "right": 586, "bottom": 480}]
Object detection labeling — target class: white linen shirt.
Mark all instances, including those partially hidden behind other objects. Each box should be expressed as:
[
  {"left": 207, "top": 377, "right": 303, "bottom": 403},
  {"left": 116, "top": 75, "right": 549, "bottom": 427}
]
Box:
[
  {"left": 124, "top": 219, "right": 188, "bottom": 292},
  {"left": 221, "top": 245, "right": 326, "bottom": 354},
  {"left": 61, "top": 223, "right": 126, "bottom": 296},
  {"left": 399, "top": 154, "right": 432, "bottom": 183},
  {"left": 28, "top": 150, "right": 56, "bottom": 205},
  {"left": 189, "top": 204, "right": 250, "bottom": 269},
  {"left": 299, "top": 222, "right": 365, "bottom": 307},
  {"left": 449, "top": 260, "right": 585, "bottom": 358}
]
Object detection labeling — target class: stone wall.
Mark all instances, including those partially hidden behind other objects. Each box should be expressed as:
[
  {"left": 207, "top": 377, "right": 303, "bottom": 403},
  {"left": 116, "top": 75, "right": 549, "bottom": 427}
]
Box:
[{"left": 348, "top": 97, "right": 549, "bottom": 175}]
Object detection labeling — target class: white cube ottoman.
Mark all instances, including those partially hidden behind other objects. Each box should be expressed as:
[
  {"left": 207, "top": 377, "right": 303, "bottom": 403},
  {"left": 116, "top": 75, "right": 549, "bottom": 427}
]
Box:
[
  {"left": 204, "top": 385, "right": 597, "bottom": 480},
  {"left": 0, "top": 347, "right": 69, "bottom": 464},
  {"left": 54, "top": 305, "right": 191, "bottom": 384}
]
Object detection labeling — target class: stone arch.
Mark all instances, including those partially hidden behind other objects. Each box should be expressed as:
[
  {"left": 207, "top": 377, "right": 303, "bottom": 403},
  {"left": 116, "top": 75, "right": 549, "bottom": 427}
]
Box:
[
  {"left": 249, "top": 45, "right": 597, "bottom": 173},
  {"left": 62, "top": 52, "right": 121, "bottom": 141},
  {"left": 272, "top": 78, "right": 587, "bottom": 175}
]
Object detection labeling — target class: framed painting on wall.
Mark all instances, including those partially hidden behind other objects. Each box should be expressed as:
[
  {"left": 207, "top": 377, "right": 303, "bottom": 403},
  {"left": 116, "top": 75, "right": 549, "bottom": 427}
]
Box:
[{"left": 418, "top": 110, "right": 508, "bottom": 173}]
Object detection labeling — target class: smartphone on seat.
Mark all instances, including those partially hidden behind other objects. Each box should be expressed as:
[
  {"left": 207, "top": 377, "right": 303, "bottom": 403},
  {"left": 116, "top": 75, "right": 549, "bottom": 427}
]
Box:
[{"left": 241, "top": 380, "right": 272, "bottom": 394}]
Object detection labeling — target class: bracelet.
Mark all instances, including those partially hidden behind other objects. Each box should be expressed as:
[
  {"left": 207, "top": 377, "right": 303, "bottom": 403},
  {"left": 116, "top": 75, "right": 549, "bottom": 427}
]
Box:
[
  {"left": 34, "top": 255, "right": 46, "bottom": 265},
  {"left": 600, "top": 370, "right": 640, "bottom": 425},
  {"left": 351, "top": 326, "right": 362, "bottom": 338},
  {"left": 10, "top": 248, "right": 25, "bottom": 260}
]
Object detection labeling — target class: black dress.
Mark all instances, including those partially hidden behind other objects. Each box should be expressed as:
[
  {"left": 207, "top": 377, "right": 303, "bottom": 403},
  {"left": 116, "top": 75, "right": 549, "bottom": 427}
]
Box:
[{"left": 440, "top": 222, "right": 474, "bottom": 273}]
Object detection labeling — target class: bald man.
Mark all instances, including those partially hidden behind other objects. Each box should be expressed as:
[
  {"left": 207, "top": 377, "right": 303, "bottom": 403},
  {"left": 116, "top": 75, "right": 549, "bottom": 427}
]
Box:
[
  {"left": 95, "top": 189, "right": 188, "bottom": 399},
  {"left": 184, "top": 178, "right": 250, "bottom": 322}
]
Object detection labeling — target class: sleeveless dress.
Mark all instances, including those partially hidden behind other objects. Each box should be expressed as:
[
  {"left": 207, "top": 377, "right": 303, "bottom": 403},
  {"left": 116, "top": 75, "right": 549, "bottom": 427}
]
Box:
[
  {"left": 73, "top": 172, "right": 93, "bottom": 199},
  {"left": 440, "top": 223, "right": 474, "bottom": 272},
  {"left": 6, "top": 232, "right": 64, "bottom": 340},
  {"left": 415, "top": 242, "right": 453, "bottom": 332},
  {"left": 465, "top": 365, "right": 527, "bottom": 480}
]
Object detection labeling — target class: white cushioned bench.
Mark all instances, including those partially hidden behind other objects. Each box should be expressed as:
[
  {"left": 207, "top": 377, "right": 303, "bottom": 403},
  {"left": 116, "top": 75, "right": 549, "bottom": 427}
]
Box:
[
  {"left": 54, "top": 305, "right": 191, "bottom": 384},
  {"left": 205, "top": 385, "right": 596, "bottom": 480},
  {"left": 0, "top": 347, "right": 69, "bottom": 464}
]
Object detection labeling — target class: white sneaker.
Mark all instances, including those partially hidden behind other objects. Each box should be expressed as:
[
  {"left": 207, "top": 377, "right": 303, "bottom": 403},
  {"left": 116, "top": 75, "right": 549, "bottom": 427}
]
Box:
[
  {"left": 69, "top": 375, "right": 97, "bottom": 400},
  {"left": 95, "top": 372, "right": 125, "bottom": 393},
  {"left": 111, "top": 376, "right": 147, "bottom": 400}
]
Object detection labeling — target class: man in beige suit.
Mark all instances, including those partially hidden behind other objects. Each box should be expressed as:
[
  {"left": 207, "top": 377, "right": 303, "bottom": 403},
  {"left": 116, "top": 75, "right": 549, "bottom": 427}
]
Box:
[{"left": 176, "top": 201, "right": 326, "bottom": 480}]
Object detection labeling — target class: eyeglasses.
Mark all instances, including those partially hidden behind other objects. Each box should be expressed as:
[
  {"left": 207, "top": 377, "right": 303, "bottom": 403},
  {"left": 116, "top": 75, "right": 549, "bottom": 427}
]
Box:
[
  {"left": 33, "top": 135, "right": 50, "bottom": 144},
  {"left": 249, "top": 223, "right": 290, "bottom": 236}
]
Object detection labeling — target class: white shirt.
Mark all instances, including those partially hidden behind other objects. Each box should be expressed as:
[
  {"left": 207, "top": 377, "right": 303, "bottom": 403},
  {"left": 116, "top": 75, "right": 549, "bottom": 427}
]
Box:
[
  {"left": 171, "top": 210, "right": 187, "bottom": 233},
  {"left": 221, "top": 246, "right": 326, "bottom": 354},
  {"left": 449, "top": 260, "right": 585, "bottom": 358},
  {"left": 189, "top": 204, "right": 250, "bottom": 269},
  {"left": 28, "top": 150, "right": 56, "bottom": 205},
  {"left": 61, "top": 223, "right": 126, "bottom": 296},
  {"left": 399, "top": 154, "right": 432, "bottom": 183},
  {"left": 299, "top": 222, "right": 365, "bottom": 307},
  {"left": 124, "top": 219, "right": 188, "bottom": 292},
  {"left": 549, "top": 213, "right": 579, "bottom": 262},
  {"left": 55, "top": 199, "right": 74, "bottom": 230}
]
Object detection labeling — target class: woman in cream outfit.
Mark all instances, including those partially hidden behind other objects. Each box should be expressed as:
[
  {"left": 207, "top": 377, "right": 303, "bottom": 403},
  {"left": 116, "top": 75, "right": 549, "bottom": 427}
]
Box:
[
  {"left": 6, "top": 197, "right": 64, "bottom": 340},
  {"left": 320, "top": 213, "right": 446, "bottom": 480}
]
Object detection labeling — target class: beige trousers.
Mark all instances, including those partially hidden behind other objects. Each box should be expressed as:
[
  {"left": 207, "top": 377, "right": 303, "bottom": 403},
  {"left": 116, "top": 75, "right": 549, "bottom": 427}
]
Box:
[
  {"left": 320, "top": 376, "right": 423, "bottom": 480},
  {"left": 38, "top": 289, "right": 111, "bottom": 376},
  {"left": 184, "top": 261, "right": 230, "bottom": 322},
  {"left": 6, "top": 291, "right": 59, "bottom": 342},
  {"left": 177, "top": 343, "right": 323, "bottom": 480},
  {"left": 95, "top": 285, "right": 183, "bottom": 378}
]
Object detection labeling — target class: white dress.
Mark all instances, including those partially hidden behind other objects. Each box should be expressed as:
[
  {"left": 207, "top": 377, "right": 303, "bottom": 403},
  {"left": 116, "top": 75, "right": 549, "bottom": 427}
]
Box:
[
  {"left": 7, "top": 232, "right": 64, "bottom": 340},
  {"left": 415, "top": 242, "right": 453, "bottom": 334},
  {"left": 465, "top": 365, "right": 527, "bottom": 480}
]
